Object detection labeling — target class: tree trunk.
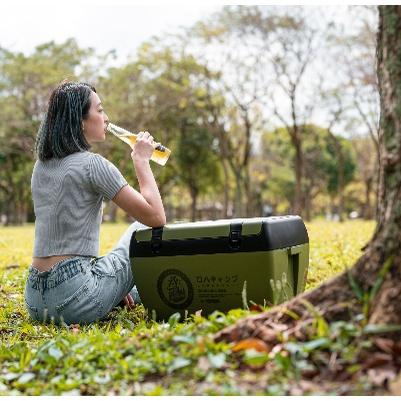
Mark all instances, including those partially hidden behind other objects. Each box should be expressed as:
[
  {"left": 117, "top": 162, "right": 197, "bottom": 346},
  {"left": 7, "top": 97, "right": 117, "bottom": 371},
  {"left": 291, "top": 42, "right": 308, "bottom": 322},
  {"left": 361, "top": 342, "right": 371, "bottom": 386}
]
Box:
[
  {"left": 363, "top": 176, "right": 374, "bottom": 220},
  {"left": 215, "top": 5, "right": 401, "bottom": 344},
  {"left": 190, "top": 186, "right": 198, "bottom": 222},
  {"left": 244, "top": 167, "right": 252, "bottom": 217},
  {"left": 304, "top": 183, "right": 312, "bottom": 221},
  {"left": 221, "top": 159, "right": 230, "bottom": 218},
  {"left": 209, "top": 116, "right": 235, "bottom": 219},
  {"left": 242, "top": 112, "right": 253, "bottom": 217},
  {"left": 292, "top": 134, "right": 304, "bottom": 216},
  {"left": 328, "top": 132, "right": 346, "bottom": 222},
  {"left": 369, "top": 5, "right": 401, "bottom": 325},
  {"left": 233, "top": 170, "right": 244, "bottom": 217}
]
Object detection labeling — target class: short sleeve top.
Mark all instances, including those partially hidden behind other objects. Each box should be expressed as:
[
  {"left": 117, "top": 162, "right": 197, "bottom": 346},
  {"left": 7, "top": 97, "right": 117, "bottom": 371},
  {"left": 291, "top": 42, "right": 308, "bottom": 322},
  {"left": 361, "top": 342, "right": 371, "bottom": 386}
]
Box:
[{"left": 31, "top": 151, "right": 128, "bottom": 257}]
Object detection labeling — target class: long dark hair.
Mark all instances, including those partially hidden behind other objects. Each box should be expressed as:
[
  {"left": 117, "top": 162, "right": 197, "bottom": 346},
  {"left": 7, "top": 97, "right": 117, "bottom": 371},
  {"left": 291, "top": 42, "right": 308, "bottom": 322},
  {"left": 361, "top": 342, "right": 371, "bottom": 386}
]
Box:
[{"left": 35, "top": 81, "right": 96, "bottom": 161}]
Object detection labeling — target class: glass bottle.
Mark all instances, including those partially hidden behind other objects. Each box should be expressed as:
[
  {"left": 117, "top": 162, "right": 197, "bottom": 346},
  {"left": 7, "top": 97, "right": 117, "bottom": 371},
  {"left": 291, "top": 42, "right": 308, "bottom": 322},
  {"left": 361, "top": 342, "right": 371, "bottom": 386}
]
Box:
[{"left": 107, "top": 122, "right": 171, "bottom": 166}]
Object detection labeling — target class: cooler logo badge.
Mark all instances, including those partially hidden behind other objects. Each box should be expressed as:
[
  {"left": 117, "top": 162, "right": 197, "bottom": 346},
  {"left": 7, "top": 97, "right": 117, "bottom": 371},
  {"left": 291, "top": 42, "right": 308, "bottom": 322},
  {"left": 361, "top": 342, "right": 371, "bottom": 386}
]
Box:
[{"left": 157, "top": 269, "right": 194, "bottom": 309}]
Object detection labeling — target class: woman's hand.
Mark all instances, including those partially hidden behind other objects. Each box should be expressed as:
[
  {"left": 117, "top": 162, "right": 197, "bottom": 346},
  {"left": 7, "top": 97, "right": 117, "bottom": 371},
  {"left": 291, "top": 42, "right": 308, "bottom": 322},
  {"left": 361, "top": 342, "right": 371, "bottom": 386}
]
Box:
[{"left": 131, "top": 131, "right": 154, "bottom": 162}]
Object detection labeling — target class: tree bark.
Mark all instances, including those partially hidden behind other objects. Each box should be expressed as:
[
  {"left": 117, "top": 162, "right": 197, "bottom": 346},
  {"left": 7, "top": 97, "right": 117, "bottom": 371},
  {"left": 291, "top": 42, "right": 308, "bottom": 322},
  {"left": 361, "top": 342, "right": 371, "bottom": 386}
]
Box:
[
  {"left": 303, "top": 182, "right": 312, "bottom": 221},
  {"left": 368, "top": 5, "right": 401, "bottom": 325},
  {"left": 221, "top": 159, "right": 230, "bottom": 218},
  {"left": 337, "top": 154, "right": 345, "bottom": 221},
  {"left": 233, "top": 171, "right": 244, "bottom": 217},
  {"left": 292, "top": 130, "right": 304, "bottom": 216},
  {"left": 363, "top": 176, "right": 374, "bottom": 219},
  {"left": 215, "top": 5, "right": 401, "bottom": 344},
  {"left": 327, "top": 129, "right": 346, "bottom": 222},
  {"left": 190, "top": 185, "right": 198, "bottom": 222}
]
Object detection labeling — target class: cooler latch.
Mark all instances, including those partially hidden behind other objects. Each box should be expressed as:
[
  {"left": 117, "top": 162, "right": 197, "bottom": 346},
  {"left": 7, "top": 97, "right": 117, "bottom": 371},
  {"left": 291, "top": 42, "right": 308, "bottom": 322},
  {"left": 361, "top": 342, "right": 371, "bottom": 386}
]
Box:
[
  {"left": 151, "top": 227, "right": 164, "bottom": 254},
  {"left": 229, "top": 223, "right": 242, "bottom": 250}
]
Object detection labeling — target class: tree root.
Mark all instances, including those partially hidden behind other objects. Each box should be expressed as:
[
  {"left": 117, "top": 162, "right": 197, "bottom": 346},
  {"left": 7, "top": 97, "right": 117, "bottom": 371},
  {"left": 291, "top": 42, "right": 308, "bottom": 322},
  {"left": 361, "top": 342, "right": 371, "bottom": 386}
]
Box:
[
  {"left": 214, "top": 268, "right": 359, "bottom": 343},
  {"left": 214, "top": 248, "right": 401, "bottom": 344}
]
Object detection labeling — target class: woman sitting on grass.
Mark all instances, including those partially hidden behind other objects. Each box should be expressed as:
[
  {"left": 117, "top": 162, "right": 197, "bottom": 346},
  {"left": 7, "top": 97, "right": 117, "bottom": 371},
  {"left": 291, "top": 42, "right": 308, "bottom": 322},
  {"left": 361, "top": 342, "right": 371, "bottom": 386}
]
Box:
[{"left": 25, "top": 80, "right": 166, "bottom": 325}]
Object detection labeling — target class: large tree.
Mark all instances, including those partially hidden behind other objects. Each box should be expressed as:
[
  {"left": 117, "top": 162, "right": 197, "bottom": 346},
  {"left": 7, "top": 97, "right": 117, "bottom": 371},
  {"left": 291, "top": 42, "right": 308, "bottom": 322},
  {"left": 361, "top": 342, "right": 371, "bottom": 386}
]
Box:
[
  {"left": 215, "top": 4, "right": 401, "bottom": 345},
  {"left": 190, "top": 6, "right": 273, "bottom": 217},
  {"left": 257, "top": 124, "right": 355, "bottom": 219}
]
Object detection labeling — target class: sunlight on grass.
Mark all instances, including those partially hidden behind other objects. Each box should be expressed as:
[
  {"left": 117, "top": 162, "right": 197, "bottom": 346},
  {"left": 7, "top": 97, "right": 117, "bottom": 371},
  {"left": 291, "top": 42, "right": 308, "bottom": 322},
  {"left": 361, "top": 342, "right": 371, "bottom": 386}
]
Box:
[{"left": 305, "top": 220, "right": 375, "bottom": 290}]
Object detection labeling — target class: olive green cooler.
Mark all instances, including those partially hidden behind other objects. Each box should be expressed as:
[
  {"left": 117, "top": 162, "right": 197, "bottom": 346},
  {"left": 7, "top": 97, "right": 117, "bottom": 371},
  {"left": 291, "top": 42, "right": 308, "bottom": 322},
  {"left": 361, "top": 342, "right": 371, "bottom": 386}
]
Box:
[{"left": 130, "top": 215, "right": 309, "bottom": 320}]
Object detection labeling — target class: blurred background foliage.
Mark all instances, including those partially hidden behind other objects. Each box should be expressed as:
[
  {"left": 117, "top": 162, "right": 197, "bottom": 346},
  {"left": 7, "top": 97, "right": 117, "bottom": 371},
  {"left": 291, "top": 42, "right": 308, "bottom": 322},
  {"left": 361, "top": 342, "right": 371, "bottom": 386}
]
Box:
[{"left": 0, "top": 6, "right": 379, "bottom": 225}]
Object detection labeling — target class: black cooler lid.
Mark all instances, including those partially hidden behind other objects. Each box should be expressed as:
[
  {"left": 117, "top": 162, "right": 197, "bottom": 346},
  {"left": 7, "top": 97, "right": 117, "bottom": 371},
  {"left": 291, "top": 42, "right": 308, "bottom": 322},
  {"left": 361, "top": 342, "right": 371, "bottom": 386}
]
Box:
[{"left": 130, "top": 215, "right": 308, "bottom": 257}]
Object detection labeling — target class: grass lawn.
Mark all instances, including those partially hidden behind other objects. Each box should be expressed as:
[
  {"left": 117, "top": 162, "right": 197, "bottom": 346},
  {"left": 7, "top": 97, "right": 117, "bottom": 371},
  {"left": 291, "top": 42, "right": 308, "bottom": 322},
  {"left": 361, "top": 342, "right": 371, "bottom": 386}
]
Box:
[{"left": 2, "top": 220, "right": 390, "bottom": 395}]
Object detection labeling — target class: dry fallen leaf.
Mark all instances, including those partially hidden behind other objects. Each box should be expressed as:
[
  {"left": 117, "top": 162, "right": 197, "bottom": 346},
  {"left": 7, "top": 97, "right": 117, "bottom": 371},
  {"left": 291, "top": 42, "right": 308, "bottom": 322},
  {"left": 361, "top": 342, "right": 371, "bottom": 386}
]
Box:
[
  {"left": 253, "top": 326, "right": 278, "bottom": 343},
  {"left": 367, "top": 365, "right": 397, "bottom": 387},
  {"left": 285, "top": 322, "right": 308, "bottom": 342},
  {"left": 393, "top": 341, "right": 401, "bottom": 355},
  {"left": 290, "top": 380, "right": 320, "bottom": 395},
  {"left": 301, "top": 366, "right": 320, "bottom": 379},
  {"left": 197, "top": 356, "right": 211, "bottom": 372},
  {"left": 362, "top": 352, "right": 393, "bottom": 370},
  {"left": 268, "top": 322, "right": 289, "bottom": 332},
  {"left": 269, "top": 343, "right": 286, "bottom": 357},
  {"left": 374, "top": 338, "right": 395, "bottom": 354},
  {"left": 196, "top": 337, "right": 206, "bottom": 353},
  {"left": 232, "top": 338, "right": 272, "bottom": 353}
]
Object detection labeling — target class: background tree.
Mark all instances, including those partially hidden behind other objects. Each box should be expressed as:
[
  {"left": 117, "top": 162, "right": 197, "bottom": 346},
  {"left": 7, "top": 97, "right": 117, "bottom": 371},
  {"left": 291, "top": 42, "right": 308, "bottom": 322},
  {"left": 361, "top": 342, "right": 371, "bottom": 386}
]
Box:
[
  {"left": 190, "top": 6, "right": 273, "bottom": 217},
  {"left": 350, "top": 136, "right": 377, "bottom": 219},
  {"left": 264, "top": 7, "right": 322, "bottom": 216},
  {"left": 0, "top": 39, "right": 95, "bottom": 224},
  {"left": 191, "top": 6, "right": 339, "bottom": 218},
  {"left": 333, "top": 6, "right": 380, "bottom": 220},
  {"left": 257, "top": 124, "right": 355, "bottom": 219}
]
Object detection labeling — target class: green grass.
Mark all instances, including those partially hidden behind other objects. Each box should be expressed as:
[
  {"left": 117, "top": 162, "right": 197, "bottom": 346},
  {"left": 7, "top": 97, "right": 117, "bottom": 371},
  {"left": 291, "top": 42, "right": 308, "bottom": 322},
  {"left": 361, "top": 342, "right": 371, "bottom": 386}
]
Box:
[{"left": 1, "top": 220, "right": 385, "bottom": 395}]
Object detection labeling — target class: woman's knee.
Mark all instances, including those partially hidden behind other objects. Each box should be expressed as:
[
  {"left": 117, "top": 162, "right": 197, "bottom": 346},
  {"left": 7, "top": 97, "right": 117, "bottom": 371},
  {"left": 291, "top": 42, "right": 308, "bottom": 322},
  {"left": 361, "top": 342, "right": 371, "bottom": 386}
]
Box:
[
  {"left": 130, "top": 221, "right": 148, "bottom": 231},
  {"left": 124, "top": 221, "right": 148, "bottom": 241}
]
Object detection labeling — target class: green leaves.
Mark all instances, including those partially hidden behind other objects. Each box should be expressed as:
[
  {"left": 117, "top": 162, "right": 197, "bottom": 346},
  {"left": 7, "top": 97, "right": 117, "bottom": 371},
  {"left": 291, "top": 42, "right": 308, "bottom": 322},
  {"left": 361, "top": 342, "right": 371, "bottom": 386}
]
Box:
[
  {"left": 168, "top": 312, "right": 182, "bottom": 328},
  {"left": 167, "top": 357, "right": 192, "bottom": 373},
  {"left": 17, "top": 373, "right": 35, "bottom": 384},
  {"left": 208, "top": 352, "right": 226, "bottom": 369},
  {"left": 369, "top": 255, "right": 394, "bottom": 303},
  {"left": 362, "top": 324, "right": 401, "bottom": 335},
  {"left": 302, "top": 337, "right": 331, "bottom": 352},
  {"left": 48, "top": 346, "right": 63, "bottom": 361},
  {"left": 243, "top": 349, "right": 270, "bottom": 366},
  {"left": 347, "top": 269, "right": 364, "bottom": 301},
  {"left": 172, "top": 335, "right": 196, "bottom": 345}
]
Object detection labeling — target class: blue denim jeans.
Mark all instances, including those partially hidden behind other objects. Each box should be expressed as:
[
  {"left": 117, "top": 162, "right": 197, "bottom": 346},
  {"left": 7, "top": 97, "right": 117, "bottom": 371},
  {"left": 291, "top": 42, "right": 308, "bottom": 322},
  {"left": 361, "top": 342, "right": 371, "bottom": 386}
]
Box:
[{"left": 24, "top": 222, "right": 145, "bottom": 325}]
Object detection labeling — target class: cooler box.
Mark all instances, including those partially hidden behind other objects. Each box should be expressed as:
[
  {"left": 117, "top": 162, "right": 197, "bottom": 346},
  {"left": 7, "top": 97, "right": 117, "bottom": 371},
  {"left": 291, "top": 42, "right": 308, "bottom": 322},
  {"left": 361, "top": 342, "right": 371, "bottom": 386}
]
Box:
[{"left": 130, "top": 215, "right": 309, "bottom": 320}]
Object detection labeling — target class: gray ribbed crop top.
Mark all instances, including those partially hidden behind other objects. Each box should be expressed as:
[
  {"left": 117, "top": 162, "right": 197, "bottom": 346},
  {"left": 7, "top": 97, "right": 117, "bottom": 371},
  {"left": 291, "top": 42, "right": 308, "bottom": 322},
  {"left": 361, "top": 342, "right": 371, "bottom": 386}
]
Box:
[{"left": 31, "top": 151, "right": 128, "bottom": 257}]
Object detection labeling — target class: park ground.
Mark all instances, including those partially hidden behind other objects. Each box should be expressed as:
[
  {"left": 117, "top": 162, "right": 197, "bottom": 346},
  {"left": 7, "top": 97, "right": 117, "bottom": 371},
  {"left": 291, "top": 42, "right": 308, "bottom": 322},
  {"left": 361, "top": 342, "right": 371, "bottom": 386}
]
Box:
[{"left": 1, "top": 220, "right": 400, "bottom": 395}]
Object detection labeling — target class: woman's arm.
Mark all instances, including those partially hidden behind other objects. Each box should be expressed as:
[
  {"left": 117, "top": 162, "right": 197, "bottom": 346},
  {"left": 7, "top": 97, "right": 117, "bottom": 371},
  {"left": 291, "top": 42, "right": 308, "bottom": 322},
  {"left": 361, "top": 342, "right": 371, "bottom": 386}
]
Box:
[{"left": 112, "top": 131, "right": 166, "bottom": 227}]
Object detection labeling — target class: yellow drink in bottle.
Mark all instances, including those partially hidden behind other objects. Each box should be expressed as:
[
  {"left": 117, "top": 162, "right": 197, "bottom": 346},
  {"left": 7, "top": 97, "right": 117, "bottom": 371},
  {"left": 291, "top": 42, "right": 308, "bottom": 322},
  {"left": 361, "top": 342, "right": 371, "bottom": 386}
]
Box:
[{"left": 107, "top": 123, "right": 171, "bottom": 166}]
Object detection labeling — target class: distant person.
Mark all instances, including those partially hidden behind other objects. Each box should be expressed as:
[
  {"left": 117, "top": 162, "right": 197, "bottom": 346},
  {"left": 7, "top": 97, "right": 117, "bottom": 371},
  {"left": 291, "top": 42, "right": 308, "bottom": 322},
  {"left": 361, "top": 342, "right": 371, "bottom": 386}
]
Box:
[{"left": 25, "top": 81, "right": 166, "bottom": 325}]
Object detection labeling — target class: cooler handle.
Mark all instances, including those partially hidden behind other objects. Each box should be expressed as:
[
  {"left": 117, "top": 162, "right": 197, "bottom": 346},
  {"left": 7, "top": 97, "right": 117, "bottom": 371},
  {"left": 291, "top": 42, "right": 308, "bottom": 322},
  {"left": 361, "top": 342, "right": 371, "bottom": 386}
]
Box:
[
  {"left": 228, "top": 223, "right": 242, "bottom": 250},
  {"left": 288, "top": 246, "right": 301, "bottom": 295},
  {"left": 151, "top": 227, "right": 164, "bottom": 254}
]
